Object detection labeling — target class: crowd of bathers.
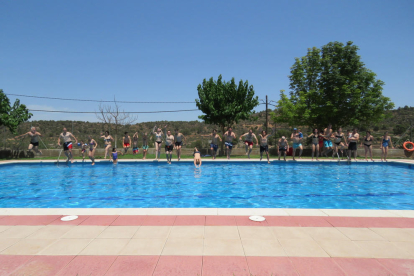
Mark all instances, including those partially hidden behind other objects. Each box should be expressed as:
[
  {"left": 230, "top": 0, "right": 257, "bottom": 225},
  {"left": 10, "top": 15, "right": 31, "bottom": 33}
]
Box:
[{"left": 15, "top": 124, "right": 395, "bottom": 166}]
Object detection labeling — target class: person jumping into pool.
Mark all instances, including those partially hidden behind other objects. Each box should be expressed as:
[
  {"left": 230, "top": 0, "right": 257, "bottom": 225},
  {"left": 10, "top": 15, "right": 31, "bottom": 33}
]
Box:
[
  {"left": 58, "top": 127, "right": 78, "bottom": 163},
  {"left": 332, "top": 127, "right": 346, "bottom": 159},
  {"left": 361, "top": 130, "right": 374, "bottom": 162},
  {"left": 278, "top": 136, "right": 289, "bottom": 161},
  {"left": 15, "top": 127, "right": 43, "bottom": 155},
  {"left": 239, "top": 129, "right": 258, "bottom": 159},
  {"left": 164, "top": 126, "right": 175, "bottom": 164},
  {"left": 380, "top": 131, "right": 394, "bottom": 162},
  {"left": 174, "top": 129, "right": 186, "bottom": 161},
  {"left": 111, "top": 147, "right": 123, "bottom": 165},
  {"left": 152, "top": 125, "right": 165, "bottom": 161},
  {"left": 290, "top": 128, "right": 303, "bottom": 161},
  {"left": 258, "top": 128, "right": 274, "bottom": 163},
  {"left": 347, "top": 128, "right": 359, "bottom": 162},
  {"left": 122, "top": 132, "right": 131, "bottom": 154},
  {"left": 209, "top": 129, "right": 222, "bottom": 160},
  {"left": 322, "top": 124, "right": 334, "bottom": 157},
  {"left": 80, "top": 140, "right": 88, "bottom": 161},
  {"left": 142, "top": 132, "right": 149, "bottom": 160},
  {"left": 318, "top": 129, "right": 325, "bottom": 155},
  {"left": 308, "top": 129, "right": 320, "bottom": 161},
  {"left": 87, "top": 135, "right": 98, "bottom": 165},
  {"left": 224, "top": 127, "right": 237, "bottom": 159},
  {"left": 100, "top": 131, "right": 114, "bottom": 159},
  {"left": 132, "top": 132, "right": 139, "bottom": 155},
  {"left": 193, "top": 147, "right": 202, "bottom": 168}
]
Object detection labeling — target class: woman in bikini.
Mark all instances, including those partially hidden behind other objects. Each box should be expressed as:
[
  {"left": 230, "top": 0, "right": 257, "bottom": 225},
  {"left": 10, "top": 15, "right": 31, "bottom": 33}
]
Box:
[
  {"left": 360, "top": 131, "right": 374, "bottom": 161},
  {"left": 380, "top": 131, "right": 394, "bottom": 162},
  {"left": 308, "top": 128, "right": 320, "bottom": 161},
  {"left": 88, "top": 135, "right": 98, "bottom": 165},
  {"left": 152, "top": 125, "right": 165, "bottom": 161},
  {"left": 100, "top": 131, "right": 114, "bottom": 159},
  {"left": 332, "top": 127, "right": 346, "bottom": 159}
]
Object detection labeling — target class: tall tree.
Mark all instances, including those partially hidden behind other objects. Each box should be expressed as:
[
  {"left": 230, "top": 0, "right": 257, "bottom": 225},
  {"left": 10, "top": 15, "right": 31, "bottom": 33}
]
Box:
[
  {"left": 195, "top": 75, "right": 259, "bottom": 151},
  {"left": 271, "top": 41, "right": 394, "bottom": 129},
  {"left": 0, "top": 89, "right": 32, "bottom": 134}
]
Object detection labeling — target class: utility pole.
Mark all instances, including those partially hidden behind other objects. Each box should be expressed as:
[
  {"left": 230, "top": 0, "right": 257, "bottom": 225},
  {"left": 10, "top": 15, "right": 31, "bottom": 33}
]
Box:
[{"left": 265, "top": 95, "right": 268, "bottom": 133}]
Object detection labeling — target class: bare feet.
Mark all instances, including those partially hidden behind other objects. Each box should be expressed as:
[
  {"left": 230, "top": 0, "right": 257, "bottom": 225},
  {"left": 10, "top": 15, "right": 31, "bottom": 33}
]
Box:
[{"left": 92, "top": 162, "right": 95, "bottom": 166}]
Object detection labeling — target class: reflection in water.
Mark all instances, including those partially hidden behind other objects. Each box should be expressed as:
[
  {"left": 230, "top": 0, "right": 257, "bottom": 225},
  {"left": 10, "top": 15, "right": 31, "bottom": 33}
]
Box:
[{"left": 194, "top": 167, "right": 202, "bottom": 179}]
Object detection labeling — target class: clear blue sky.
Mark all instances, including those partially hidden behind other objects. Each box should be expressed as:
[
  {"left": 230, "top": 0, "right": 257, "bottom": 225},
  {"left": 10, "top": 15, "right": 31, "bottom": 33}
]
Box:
[{"left": 1, "top": 0, "right": 413, "bottom": 123}]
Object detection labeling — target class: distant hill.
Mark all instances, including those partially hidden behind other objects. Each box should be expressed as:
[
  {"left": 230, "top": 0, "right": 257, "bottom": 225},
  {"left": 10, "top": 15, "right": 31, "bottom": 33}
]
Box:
[{"left": 2, "top": 106, "right": 413, "bottom": 150}]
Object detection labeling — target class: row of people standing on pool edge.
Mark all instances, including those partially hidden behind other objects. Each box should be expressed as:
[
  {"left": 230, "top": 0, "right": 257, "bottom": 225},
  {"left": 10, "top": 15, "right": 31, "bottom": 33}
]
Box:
[{"left": 15, "top": 125, "right": 396, "bottom": 165}]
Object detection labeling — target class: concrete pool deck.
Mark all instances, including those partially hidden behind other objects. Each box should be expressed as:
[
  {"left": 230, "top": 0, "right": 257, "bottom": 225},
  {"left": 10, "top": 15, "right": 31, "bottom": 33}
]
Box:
[{"left": 0, "top": 159, "right": 413, "bottom": 275}]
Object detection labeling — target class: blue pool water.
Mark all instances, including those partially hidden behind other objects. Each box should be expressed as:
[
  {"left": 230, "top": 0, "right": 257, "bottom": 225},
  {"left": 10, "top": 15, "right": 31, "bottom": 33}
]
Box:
[{"left": 0, "top": 162, "right": 413, "bottom": 209}]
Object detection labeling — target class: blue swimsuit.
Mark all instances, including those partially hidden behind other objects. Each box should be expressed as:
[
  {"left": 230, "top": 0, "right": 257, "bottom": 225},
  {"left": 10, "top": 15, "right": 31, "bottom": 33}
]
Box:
[
  {"left": 112, "top": 152, "right": 118, "bottom": 160},
  {"left": 382, "top": 138, "right": 390, "bottom": 148}
]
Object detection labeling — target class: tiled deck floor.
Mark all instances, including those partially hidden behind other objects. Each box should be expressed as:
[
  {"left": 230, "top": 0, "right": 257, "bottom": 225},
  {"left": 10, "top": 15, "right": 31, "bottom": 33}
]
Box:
[{"left": 1, "top": 215, "right": 414, "bottom": 275}]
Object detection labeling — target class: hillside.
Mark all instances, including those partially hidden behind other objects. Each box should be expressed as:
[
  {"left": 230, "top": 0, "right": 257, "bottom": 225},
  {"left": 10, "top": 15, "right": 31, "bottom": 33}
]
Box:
[{"left": 1, "top": 107, "right": 413, "bottom": 150}]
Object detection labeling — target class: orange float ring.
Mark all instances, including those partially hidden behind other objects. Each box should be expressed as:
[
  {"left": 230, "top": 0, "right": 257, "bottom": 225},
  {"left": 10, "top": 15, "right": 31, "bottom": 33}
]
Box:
[{"left": 403, "top": 141, "right": 414, "bottom": 152}]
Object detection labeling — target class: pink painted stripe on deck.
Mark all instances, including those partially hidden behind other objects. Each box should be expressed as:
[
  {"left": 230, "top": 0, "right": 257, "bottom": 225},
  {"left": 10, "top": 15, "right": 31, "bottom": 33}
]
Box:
[
  {"left": 3, "top": 256, "right": 414, "bottom": 276},
  {"left": 0, "top": 215, "right": 414, "bottom": 228}
]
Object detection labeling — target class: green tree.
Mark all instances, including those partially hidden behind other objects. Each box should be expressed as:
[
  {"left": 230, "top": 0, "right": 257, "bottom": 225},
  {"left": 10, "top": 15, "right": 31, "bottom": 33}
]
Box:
[
  {"left": 271, "top": 41, "right": 394, "bottom": 129},
  {"left": 195, "top": 75, "right": 259, "bottom": 134},
  {"left": 0, "top": 89, "right": 32, "bottom": 134}
]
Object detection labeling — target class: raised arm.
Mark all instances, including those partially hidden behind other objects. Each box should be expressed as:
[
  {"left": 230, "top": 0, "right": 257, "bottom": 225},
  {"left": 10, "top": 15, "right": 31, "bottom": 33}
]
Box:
[
  {"left": 239, "top": 133, "right": 248, "bottom": 140},
  {"left": 152, "top": 126, "right": 157, "bottom": 134},
  {"left": 15, "top": 132, "right": 30, "bottom": 139}
]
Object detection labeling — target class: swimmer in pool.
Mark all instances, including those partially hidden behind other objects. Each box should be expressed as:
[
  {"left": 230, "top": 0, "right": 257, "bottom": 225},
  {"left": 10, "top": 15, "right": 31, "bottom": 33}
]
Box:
[
  {"left": 15, "top": 127, "right": 43, "bottom": 155},
  {"left": 111, "top": 147, "right": 123, "bottom": 164},
  {"left": 87, "top": 135, "right": 98, "bottom": 165},
  {"left": 278, "top": 136, "right": 289, "bottom": 161},
  {"left": 193, "top": 147, "right": 202, "bottom": 168},
  {"left": 239, "top": 129, "right": 258, "bottom": 159},
  {"left": 380, "top": 131, "right": 394, "bottom": 162},
  {"left": 100, "top": 131, "right": 114, "bottom": 159}
]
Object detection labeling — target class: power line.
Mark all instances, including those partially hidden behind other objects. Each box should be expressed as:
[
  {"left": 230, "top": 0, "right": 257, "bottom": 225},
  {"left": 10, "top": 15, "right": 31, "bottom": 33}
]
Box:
[
  {"left": 6, "top": 93, "right": 195, "bottom": 104},
  {"left": 28, "top": 109, "right": 200, "bottom": 114}
]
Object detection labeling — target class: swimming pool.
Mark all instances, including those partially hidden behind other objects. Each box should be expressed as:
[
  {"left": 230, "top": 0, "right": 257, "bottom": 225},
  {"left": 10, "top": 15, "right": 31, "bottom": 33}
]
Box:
[{"left": 0, "top": 162, "right": 413, "bottom": 209}]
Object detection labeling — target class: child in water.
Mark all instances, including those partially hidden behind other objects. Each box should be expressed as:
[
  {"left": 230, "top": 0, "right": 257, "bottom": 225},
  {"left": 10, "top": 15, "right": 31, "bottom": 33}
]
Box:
[
  {"left": 111, "top": 147, "right": 123, "bottom": 164},
  {"left": 193, "top": 147, "right": 202, "bottom": 168}
]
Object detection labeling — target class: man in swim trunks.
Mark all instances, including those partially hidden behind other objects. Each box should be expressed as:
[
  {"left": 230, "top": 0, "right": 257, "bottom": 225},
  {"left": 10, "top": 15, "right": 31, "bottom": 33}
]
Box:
[
  {"left": 165, "top": 127, "right": 175, "bottom": 164},
  {"left": 278, "top": 136, "right": 289, "bottom": 161},
  {"left": 132, "top": 132, "right": 139, "bottom": 155},
  {"left": 258, "top": 128, "right": 274, "bottom": 163},
  {"left": 209, "top": 129, "right": 222, "bottom": 160},
  {"left": 239, "top": 129, "right": 258, "bottom": 159},
  {"left": 290, "top": 128, "right": 303, "bottom": 161},
  {"left": 224, "top": 127, "right": 237, "bottom": 160},
  {"left": 15, "top": 127, "right": 43, "bottom": 155},
  {"left": 322, "top": 124, "right": 334, "bottom": 157},
  {"left": 347, "top": 128, "right": 359, "bottom": 162},
  {"left": 57, "top": 127, "right": 78, "bottom": 163},
  {"left": 123, "top": 132, "right": 131, "bottom": 154},
  {"left": 142, "top": 132, "right": 149, "bottom": 160},
  {"left": 174, "top": 129, "right": 186, "bottom": 161}
]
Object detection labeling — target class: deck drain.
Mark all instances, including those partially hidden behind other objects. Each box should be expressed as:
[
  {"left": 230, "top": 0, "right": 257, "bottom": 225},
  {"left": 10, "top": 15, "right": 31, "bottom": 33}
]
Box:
[
  {"left": 61, "top": 215, "right": 78, "bottom": 221},
  {"left": 249, "top": 216, "right": 265, "bottom": 222}
]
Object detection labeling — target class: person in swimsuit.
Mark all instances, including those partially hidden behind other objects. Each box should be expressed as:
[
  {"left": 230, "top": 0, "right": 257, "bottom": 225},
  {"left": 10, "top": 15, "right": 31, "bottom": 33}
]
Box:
[
  {"left": 239, "top": 129, "right": 258, "bottom": 159},
  {"left": 58, "top": 128, "right": 78, "bottom": 163},
  {"left": 164, "top": 127, "right": 175, "bottom": 164},
  {"left": 380, "top": 131, "right": 394, "bottom": 162},
  {"left": 87, "top": 135, "right": 98, "bottom": 165},
  {"left": 142, "top": 132, "right": 149, "bottom": 160},
  {"left": 332, "top": 127, "right": 346, "bottom": 159},
  {"left": 318, "top": 130, "right": 325, "bottom": 155},
  {"left": 209, "top": 129, "right": 222, "bottom": 160},
  {"left": 347, "top": 128, "right": 359, "bottom": 162},
  {"left": 258, "top": 128, "right": 274, "bottom": 163},
  {"left": 291, "top": 128, "right": 303, "bottom": 161},
  {"left": 360, "top": 131, "right": 374, "bottom": 161},
  {"left": 100, "top": 131, "right": 114, "bottom": 159},
  {"left": 15, "top": 127, "right": 43, "bottom": 155},
  {"left": 111, "top": 147, "right": 123, "bottom": 165},
  {"left": 224, "top": 127, "right": 237, "bottom": 160},
  {"left": 132, "top": 132, "right": 139, "bottom": 155},
  {"left": 308, "top": 129, "right": 320, "bottom": 161},
  {"left": 193, "top": 147, "right": 202, "bottom": 168},
  {"left": 322, "top": 124, "right": 334, "bottom": 157},
  {"left": 152, "top": 125, "right": 165, "bottom": 161},
  {"left": 174, "top": 129, "right": 186, "bottom": 161},
  {"left": 122, "top": 132, "right": 131, "bottom": 154},
  {"left": 80, "top": 141, "right": 88, "bottom": 161},
  {"left": 278, "top": 136, "right": 289, "bottom": 161}
]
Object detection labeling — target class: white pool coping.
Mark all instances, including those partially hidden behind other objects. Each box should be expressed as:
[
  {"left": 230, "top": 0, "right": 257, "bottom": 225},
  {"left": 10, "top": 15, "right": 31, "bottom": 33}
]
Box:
[{"left": 1, "top": 159, "right": 413, "bottom": 217}]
